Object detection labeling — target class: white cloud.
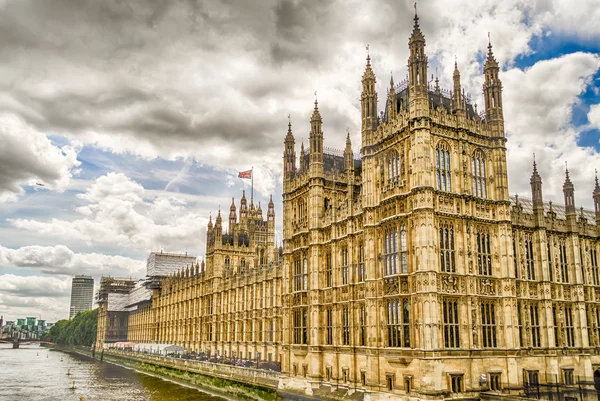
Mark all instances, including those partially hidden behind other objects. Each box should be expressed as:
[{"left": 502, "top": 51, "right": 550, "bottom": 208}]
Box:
[
  {"left": 0, "top": 274, "right": 73, "bottom": 322},
  {"left": 503, "top": 52, "right": 600, "bottom": 205},
  {"left": 588, "top": 104, "right": 600, "bottom": 130},
  {"left": 0, "top": 113, "right": 80, "bottom": 202},
  {"left": 8, "top": 172, "right": 212, "bottom": 255},
  {"left": 0, "top": 244, "right": 145, "bottom": 276}
]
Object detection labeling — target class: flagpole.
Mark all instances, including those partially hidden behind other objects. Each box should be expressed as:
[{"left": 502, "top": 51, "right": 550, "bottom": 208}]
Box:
[{"left": 251, "top": 166, "right": 254, "bottom": 203}]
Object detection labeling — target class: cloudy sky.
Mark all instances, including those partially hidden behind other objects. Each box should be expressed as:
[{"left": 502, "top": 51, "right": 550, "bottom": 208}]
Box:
[{"left": 1, "top": 0, "right": 599, "bottom": 323}]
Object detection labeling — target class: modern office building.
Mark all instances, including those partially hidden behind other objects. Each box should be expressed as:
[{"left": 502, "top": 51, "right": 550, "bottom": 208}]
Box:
[{"left": 69, "top": 275, "right": 94, "bottom": 319}]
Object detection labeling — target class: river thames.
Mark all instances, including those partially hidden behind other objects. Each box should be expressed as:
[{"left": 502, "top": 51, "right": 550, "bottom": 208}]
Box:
[{"left": 0, "top": 343, "right": 228, "bottom": 401}]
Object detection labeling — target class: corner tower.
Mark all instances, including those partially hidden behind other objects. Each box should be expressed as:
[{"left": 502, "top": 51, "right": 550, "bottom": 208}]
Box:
[
  {"left": 408, "top": 7, "right": 429, "bottom": 118},
  {"left": 483, "top": 37, "right": 504, "bottom": 137},
  {"left": 361, "top": 51, "right": 377, "bottom": 148}
]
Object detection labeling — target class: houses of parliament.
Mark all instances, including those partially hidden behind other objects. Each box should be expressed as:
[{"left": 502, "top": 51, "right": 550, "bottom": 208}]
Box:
[{"left": 96, "top": 11, "right": 600, "bottom": 401}]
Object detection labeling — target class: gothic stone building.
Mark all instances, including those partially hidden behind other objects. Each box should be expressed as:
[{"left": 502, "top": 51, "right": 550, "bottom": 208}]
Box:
[
  {"left": 130, "top": 192, "right": 283, "bottom": 361},
  {"left": 280, "top": 12, "right": 600, "bottom": 399}
]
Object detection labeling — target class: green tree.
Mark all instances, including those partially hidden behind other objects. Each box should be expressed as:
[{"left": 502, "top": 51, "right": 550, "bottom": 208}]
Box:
[{"left": 48, "top": 309, "right": 98, "bottom": 346}]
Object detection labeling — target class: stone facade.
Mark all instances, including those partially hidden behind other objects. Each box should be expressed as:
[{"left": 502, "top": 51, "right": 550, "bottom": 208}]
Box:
[
  {"left": 280, "top": 11, "right": 600, "bottom": 400},
  {"left": 100, "top": 11, "right": 600, "bottom": 401}
]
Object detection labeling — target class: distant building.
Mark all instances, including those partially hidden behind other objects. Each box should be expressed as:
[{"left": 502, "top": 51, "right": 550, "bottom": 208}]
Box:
[
  {"left": 146, "top": 251, "right": 197, "bottom": 276},
  {"left": 69, "top": 275, "right": 94, "bottom": 319},
  {"left": 95, "top": 276, "right": 137, "bottom": 347}
]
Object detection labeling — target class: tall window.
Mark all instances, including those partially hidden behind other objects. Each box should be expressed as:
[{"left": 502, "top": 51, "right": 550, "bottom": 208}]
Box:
[
  {"left": 472, "top": 150, "right": 487, "bottom": 198},
  {"left": 440, "top": 223, "right": 456, "bottom": 273},
  {"left": 591, "top": 248, "right": 599, "bottom": 286},
  {"left": 325, "top": 309, "right": 333, "bottom": 345},
  {"left": 384, "top": 228, "right": 398, "bottom": 276},
  {"left": 481, "top": 301, "right": 497, "bottom": 348},
  {"left": 387, "top": 299, "right": 410, "bottom": 347},
  {"left": 517, "top": 302, "right": 523, "bottom": 347},
  {"left": 325, "top": 251, "right": 333, "bottom": 287},
  {"left": 530, "top": 305, "right": 541, "bottom": 347},
  {"left": 387, "top": 151, "right": 402, "bottom": 183},
  {"left": 513, "top": 236, "right": 519, "bottom": 278},
  {"left": 400, "top": 227, "right": 408, "bottom": 273},
  {"left": 552, "top": 306, "right": 559, "bottom": 347},
  {"left": 225, "top": 257, "right": 230, "bottom": 270},
  {"left": 477, "top": 229, "right": 492, "bottom": 276},
  {"left": 442, "top": 300, "right": 460, "bottom": 348},
  {"left": 295, "top": 257, "right": 307, "bottom": 290},
  {"left": 565, "top": 306, "right": 575, "bottom": 347},
  {"left": 548, "top": 242, "right": 554, "bottom": 282},
  {"left": 293, "top": 308, "right": 307, "bottom": 344},
  {"left": 358, "top": 244, "right": 365, "bottom": 282},
  {"left": 341, "top": 248, "right": 349, "bottom": 285},
  {"left": 436, "top": 142, "right": 452, "bottom": 192},
  {"left": 588, "top": 305, "right": 600, "bottom": 346},
  {"left": 559, "top": 241, "right": 569, "bottom": 283},
  {"left": 525, "top": 235, "right": 535, "bottom": 280},
  {"left": 359, "top": 304, "right": 366, "bottom": 346},
  {"left": 342, "top": 307, "right": 350, "bottom": 345}
]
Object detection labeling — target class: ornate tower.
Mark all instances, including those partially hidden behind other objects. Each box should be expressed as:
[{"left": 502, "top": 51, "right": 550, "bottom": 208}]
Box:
[
  {"left": 483, "top": 38, "right": 504, "bottom": 137},
  {"left": 530, "top": 157, "right": 544, "bottom": 223},
  {"left": 229, "top": 197, "right": 237, "bottom": 228},
  {"left": 387, "top": 73, "right": 397, "bottom": 122},
  {"left": 267, "top": 194, "right": 275, "bottom": 247},
  {"left": 563, "top": 166, "right": 576, "bottom": 217},
  {"left": 593, "top": 171, "right": 600, "bottom": 225},
  {"left": 344, "top": 132, "right": 353, "bottom": 172},
  {"left": 452, "top": 60, "right": 464, "bottom": 115},
  {"left": 240, "top": 190, "right": 248, "bottom": 223},
  {"left": 361, "top": 52, "right": 377, "bottom": 147},
  {"left": 309, "top": 97, "right": 324, "bottom": 171},
  {"left": 284, "top": 117, "right": 296, "bottom": 180},
  {"left": 408, "top": 9, "right": 429, "bottom": 118}
]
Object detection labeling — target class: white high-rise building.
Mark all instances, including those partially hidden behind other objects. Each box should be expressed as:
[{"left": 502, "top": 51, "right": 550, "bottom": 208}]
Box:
[{"left": 69, "top": 275, "right": 94, "bottom": 319}]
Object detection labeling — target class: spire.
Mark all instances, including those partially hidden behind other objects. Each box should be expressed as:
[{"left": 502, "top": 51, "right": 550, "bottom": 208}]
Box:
[
  {"left": 563, "top": 162, "right": 576, "bottom": 216},
  {"left": 229, "top": 197, "right": 237, "bottom": 226},
  {"left": 387, "top": 71, "right": 397, "bottom": 121},
  {"left": 215, "top": 208, "right": 222, "bottom": 226},
  {"left": 344, "top": 129, "right": 353, "bottom": 171},
  {"left": 240, "top": 190, "right": 247, "bottom": 219},
  {"left": 361, "top": 45, "right": 378, "bottom": 146},
  {"left": 207, "top": 214, "right": 213, "bottom": 229},
  {"left": 407, "top": 3, "right": 428, "bottom": 103},
  {"left": 284, "top": 114, "right": 296, "bottom": 179},
  {"left": 593, "top": 169, "right": 600, "bottom": 222},
  {"left": 530, "top": 154, "right": 543, "bottom": 210},
  {"left": 483, "top": 32, "right": 503, "bottom": 136},
  {"left": 453, "top": 57, "right": 463, "bottom": 112},
  {"left": 310, "top": 93, "right": 323, "bottom": 166},
  {"left": 434, "top": 68, "right": 440, "bottom": 95}
]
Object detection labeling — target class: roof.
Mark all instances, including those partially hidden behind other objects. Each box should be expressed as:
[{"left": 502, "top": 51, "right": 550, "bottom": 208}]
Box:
[{"left": 510, "top": 195, "right": 596, "bottom": 226}]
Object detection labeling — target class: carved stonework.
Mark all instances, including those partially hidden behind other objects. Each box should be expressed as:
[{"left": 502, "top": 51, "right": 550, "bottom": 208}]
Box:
[
  {"left": 479, "top": 278, "right": 496, "bottom": 296},
  {"left": 384, "top": 277, "right": 399, "bottom": 295},
  {"left": 440, "top": 274, "right": 458, "bottom": 293}
]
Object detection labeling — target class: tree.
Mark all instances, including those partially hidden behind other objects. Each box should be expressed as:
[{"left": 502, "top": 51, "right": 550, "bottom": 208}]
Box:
[{"left": 48, "top": 309, "right": 98, "bottom": 346}]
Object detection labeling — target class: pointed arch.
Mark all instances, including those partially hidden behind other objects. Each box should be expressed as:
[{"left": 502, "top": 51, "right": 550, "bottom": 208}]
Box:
[
  {"left": 472, "top": 149, "right": 487, "bottom": 198},
  {"left": 435, "top": 141, "right": 452, "bottom": 192}
]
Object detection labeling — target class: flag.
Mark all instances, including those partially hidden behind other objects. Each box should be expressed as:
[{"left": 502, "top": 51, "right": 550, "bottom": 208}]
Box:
[{"left": 238, "top": 169, "right": 252, "bottom": 179}]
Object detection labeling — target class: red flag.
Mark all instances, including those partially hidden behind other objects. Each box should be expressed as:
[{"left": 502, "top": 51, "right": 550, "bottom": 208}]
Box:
[{"left": 238, "top": 169, "right": 252, "bottom": 179}]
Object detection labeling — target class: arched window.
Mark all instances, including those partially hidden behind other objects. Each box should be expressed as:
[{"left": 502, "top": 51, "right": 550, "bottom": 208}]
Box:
[
  {"left": 439, "top": 223, "right": 455, "bottom": 273},
  {"left": 259, "top": 249, "right": 265, "bottom": 266},
  {"left": 472, "top": 150, "right": 487, "bottom": 198},
  {"left": 225, "top": 257, "right": 230, "bottom": 270},
  {"left": 436, "top": 142, "right": 451, "bottom": 192},
  {"left": 386, "top": 298, "right": 410, "bottom": 348},
  {"left": 384, "top": 228, "right": 398, "bottom": 276},
  {"left": 240, "top": 258, "right": 246, "bottom": 270},
  {"left": 387, "top": 151, "right": 402, "bottom": 184},
  {"left": 400, "top": 226, "right": 408, "bottom": 273}
]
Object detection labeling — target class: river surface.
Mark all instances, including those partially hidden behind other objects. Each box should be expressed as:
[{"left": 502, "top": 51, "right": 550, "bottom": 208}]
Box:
[{"left": 0, "top": 343, "right": 228, "bottom": 401}]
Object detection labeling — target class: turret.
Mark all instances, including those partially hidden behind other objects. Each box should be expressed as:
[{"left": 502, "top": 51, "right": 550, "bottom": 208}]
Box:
[
  {"left": 407, "top": 6, "right": 428, "bottom": 115},
  {"left": 240, "top": 190, "right": 248, "bottom": 220},
  {"left": 284, "top": 116, "right": 296, "bottom": 179},
  {"left": 309, "top": 96, "right": 324, "bottom": 168},
  {"left": 361, "top": 49, "right": 377, "bottom": 147},
  {"left": 593, "top": 170, "right": 600, "bottom": 225},
  {"left": 483, "top": 35, "right": 504, "bottom": 137},
  {"left": 215, "top": 209, "right": 223, "bottom": 233},
  {"left": 387, "top": 73, "right": 397, "bottom": 122},
  {"left": 344, "top": 132, "right": 353, "bottom": 172},
  {"left": 452, "top": 59, "right": 464, "bottom": 114},
  {"left": 257, "top": 202, "right": 263, "bottom": 221},
  {"left": 299, "top": 141, "right": 306, "bottom": 174},
  {"left": 563, "top": 165, "right": 576, "bottom": 217},
  {"left": 229, "top": 197, "right": 237, "bottom": 228},
  {"left": 530, "top": 156, "right": 543, "bottom": 210},
  {"left": 267, "top": 195, "right": 275, "bottom": 222}
]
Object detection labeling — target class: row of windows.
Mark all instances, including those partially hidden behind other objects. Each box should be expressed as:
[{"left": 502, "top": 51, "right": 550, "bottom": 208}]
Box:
[
  {"left": 387, "top": 144, "right": 488, "bottom": 199},
  {"left": 513, "top": 235, "right": 600, "bottom": 285}
]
